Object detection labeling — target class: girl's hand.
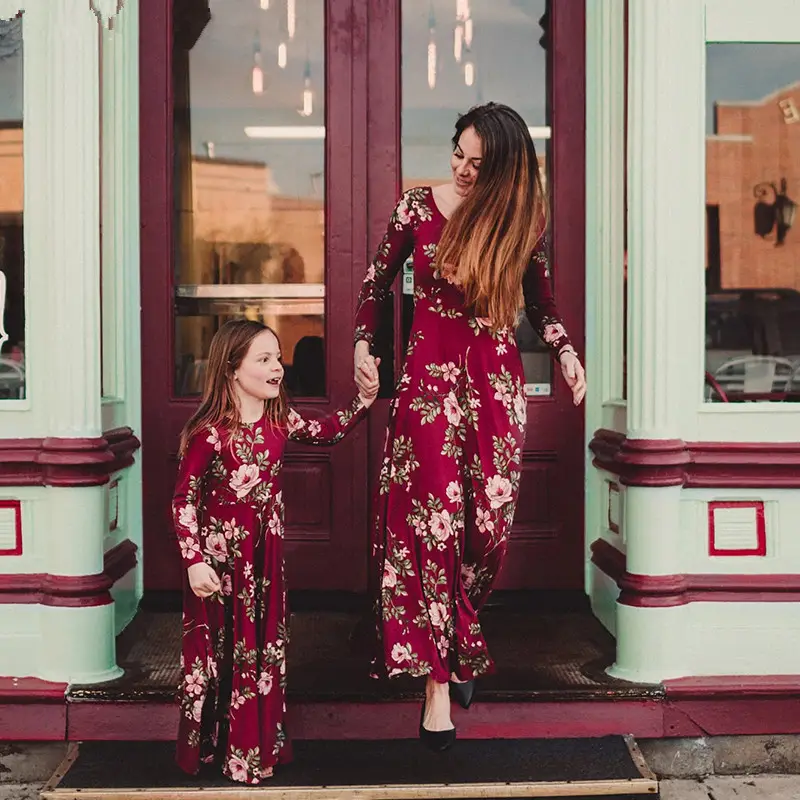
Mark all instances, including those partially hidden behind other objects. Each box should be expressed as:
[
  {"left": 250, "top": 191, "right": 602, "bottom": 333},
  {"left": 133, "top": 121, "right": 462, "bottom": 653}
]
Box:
[
  {"left": 187, "top": 562, "right": 221, "bottom": 598},
  {"left": 558, "top": 349, "right": 586, "bottom": 406},
  {"left": 354, "top": 341, "right": 381, "bottom": 398}
]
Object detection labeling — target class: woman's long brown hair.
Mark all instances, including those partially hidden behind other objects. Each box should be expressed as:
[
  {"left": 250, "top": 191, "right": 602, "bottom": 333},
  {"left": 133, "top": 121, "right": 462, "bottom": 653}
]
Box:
[
  {"left": 435, "top": 102, "right": 549, "bottom": 330},
  {"left": 178, "top": 319, "right": 289, "bottom": 456}
]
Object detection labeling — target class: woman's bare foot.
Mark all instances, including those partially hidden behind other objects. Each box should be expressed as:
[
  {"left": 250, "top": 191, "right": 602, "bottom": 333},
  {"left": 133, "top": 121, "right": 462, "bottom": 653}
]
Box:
[{"left": 423, "top": 676, "right": 454, "bottom": 731}]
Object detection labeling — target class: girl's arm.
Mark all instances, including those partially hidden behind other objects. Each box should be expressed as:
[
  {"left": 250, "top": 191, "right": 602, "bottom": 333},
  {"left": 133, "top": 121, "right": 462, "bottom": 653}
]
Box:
[
  {"left": 287, "top": 395, "right": 368, "bottom": 446},
  {"left": 522, "top": 233, "right": 575, "bottom": 360},
  {"left": 172, "top": 427, "right": 219, "bottom": 566},
  {"left": 353, "top": 190, "right": 416, "bottom": 346}
]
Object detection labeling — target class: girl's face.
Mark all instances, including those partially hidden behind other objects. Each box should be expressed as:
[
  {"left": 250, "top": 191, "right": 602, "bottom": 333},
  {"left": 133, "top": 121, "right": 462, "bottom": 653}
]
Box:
[
  {"left": 233, "top": 329, "right": 284, "bottom": 402},
  {"left": 450, "top": 126, "right": 482, "bottom": 197}
]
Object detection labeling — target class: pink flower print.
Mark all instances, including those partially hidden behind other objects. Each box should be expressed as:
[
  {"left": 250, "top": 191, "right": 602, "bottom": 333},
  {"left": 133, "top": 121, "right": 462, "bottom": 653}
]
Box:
[
  {"left": 185, "top": 670, "right": 205, "bottom": 696},
  {"left": 204, "top": 532, "right": 228, "bottom": 563},
  {"left": 476, "top": 507, "right": 495, "bottom": 533},
  {"left": 257, "top": 671, "right": 273, "bottom": 696},
  {"left": 230, "top": 464, "right": 261, "bottom": 498},
  {"left": 191, "top": 698, "right": 204, "bottom": 722},
  {"left": 395, "top": 198, "right": 412, "bottom": 225},
  {"left": 514, "top": 393, "right": 527, "bottom": 426},
  {"left": 486, "top": 475, "right": 513, "bottom": 509},
  {"left": 206, "top": 427, "right": 222, "bottom": 452},
  {"left": 230, "top": 690, "right": 247, "bottom": 710},
  {"left": 365, "top": 264, "right": 376, "bottom": 282},
  {"left": 437, "top": 635, "right": 450, "bottom": 658},
  {"left": 444, "top": 392, "right": 463, "bottom": 426},
  {"left": 287, "top": 409, "right": 305, "bottom": 434},
  {"left": 208, "top": 657, "right": 218, "bottom": 679},
  {"left": 267, "top": 510, "right": 282, "bottom": 537},
  {"left": 222, "top": 519, "right": 237, "bottom": 540},
  {"left": 441, "top": 362, "right": 461, "bottom": 383},
  {"left": 180, "top": 536, "right": 200, "bottom": 561},
  {"left": 227, "top": 754, "right": 249, "bottom": 783},
  {"left": 178, "top": 504, "right": 199, "bottom": 535},
  {"left": 220, "top": 574, "right": 232, "bottom": 596},
  {"left": 543, "top": 322, "right": 567, "bottom": 344},
  {"left": 243, "top": 562, "right": 253, "bottom": 579},
  {"left": 391, "top": 642, "right": 413, "bottom": 663},
  {"left": 446, "top": 481, "right": 463, "bottom": 505},
  {"left": 461, "top": 562, "right": 476, "bottom": 590},
  {"left": 428, "top": 601, "right": 449, "bottom": 630},
  {"left": 413, "top": 518, "right": 428, "bottom": 538},
  {"left": 307, "top": 420, "right": 322, "bottom": 438},
  {"left": 430, "top": 509, "right": 454, "bottom": 543},
  {"left": 382, "top": 560, "right": 398, "bottom": 589}
]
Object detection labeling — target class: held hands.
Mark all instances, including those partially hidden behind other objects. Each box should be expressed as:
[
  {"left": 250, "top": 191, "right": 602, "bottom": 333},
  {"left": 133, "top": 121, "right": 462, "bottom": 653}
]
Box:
[
  {"left": 354, "top": 341, "right": 381, "bottom": 408},
  {"left": 558, "top": 349, "right": 586, "bottom": 406},
  {"left": 187, "top": 562, "right": 221, "bottom": 598}
]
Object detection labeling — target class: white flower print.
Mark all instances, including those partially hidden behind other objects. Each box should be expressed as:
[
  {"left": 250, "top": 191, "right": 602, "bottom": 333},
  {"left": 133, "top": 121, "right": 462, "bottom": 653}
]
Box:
[
  {"left": 486, "top": 475, "right": 513, "bottom": 509},
  {"left": 391, "top": 642, "right": 413, "bottom": 663},
  {"left": 257, "top": 671, "right": 274, "bottom": 696},
  {"left": 178, "top": 504, "right": 199, "bottom": 534},
  {"left": 185, "top": 670, "right": 205, "bottom": 696},
  {"left": 206, "top": 427, "right": 222, "bottom": 452},
  {"left": 229, "top": 464, "right": 261, "bottom": 498},
  {"left": 382, "top": 560, "right": 398, "bottom": 589},
  {"left": 430, "top": 509, "right": 454, "bottom": 543},
  {"left": 543, "top": 322, "right": 567, "bottom": 344},
  {"left": 395, "top": 198, "right": 412, "bottom": 225},
  {"left": 307, "top": 420, "right": 322, "bottom": 438},
  {"left": 444, "top": 392, "right": 463, "bottom": 426},
  {"left": 208, "top": 657, "right": 218, "bottom": 679},
  {"left": 496, "top": 342, "right": 508, "bottom": 355},
  {"left": 287, "top": 409, "right": 305, "bottom": 434},
  {"left": 476, "top": 507, "right": 495, "bottom": 534},
  {"left": 446, "top": 481, "right": 463, "bottom": 505},
  {"left": 227, "top": 754, "right": 249, "bottom": 783},
  {"left": 414, "top": 518, "right": 428, "bottom": 538},
  {"left": 230, "top": 690, "right": 247, "bottom": 710},
  {"left": 222, "top": 519, "right": 238, "bottom": 540},
  {"left": 429, "top": 601, "right": 449, "bottom": 630},
  {"left": 244, "top": 562, "right": 253, "bottom": 579},
  {"left": 365, "top": 264, "right": 376, "bottom": 282},
  {"left": 441, "top": 362, "right": 461, "bottom": 383},
  {"left": 204, "top": 532, "right": 228, "bottom": 562},
  {"left": 191, "top": 698, "right": 204, "bottom": 722},
  {"left": 267, "top": 510, "right": 282, "bottom": 536},
  {"left": 220, "top": 574, "right": 233, "bottom": 596},
  {"left": 180, "top": 536, "right": 200, "bottom": 561},
  {"left": 514, "top": 392, "right": 527, "bottom": 426}
]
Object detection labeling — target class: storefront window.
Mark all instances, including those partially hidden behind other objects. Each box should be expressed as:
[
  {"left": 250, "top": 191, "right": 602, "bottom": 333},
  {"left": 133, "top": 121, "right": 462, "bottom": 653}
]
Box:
[
  {"left": 173, "top": 0, "right": 325, "bottom": 397},
  {"left": 705, "top": 43, "right": 800, "bottom": 403},
  {"left": 0, "top": 17, "right": 24, "bottom": 401},
  {"left": 401, "top": 0, "right": 552, "bottom": 396}
]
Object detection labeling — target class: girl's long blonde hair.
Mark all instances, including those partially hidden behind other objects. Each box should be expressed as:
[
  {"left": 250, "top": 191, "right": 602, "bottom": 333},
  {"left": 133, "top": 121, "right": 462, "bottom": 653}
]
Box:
[
  {"left": 178, "top": 319, "right": 289, "bottom": 456},
  {"left": 435, "top": 102, "right": 549, "bottom": 330}
]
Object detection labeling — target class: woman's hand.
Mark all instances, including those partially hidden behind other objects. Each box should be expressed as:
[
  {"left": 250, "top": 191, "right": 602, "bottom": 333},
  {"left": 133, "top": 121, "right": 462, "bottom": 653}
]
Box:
[
  {"left": 187, "top": 562, "right": 221, "bottom": 598},
  {"left": 558, "top": 349, "right": 586, "bottom": 406},
  {"left": 354, "top": 340, "right": 381, "bottom": 399}
]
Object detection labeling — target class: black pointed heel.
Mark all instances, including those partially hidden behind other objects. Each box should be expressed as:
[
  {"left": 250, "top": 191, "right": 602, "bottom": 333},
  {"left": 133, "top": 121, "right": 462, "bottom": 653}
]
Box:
[
  {"left": 419, "top": 698, "right": 456, "bottom": 752},
  {"left": 449, "top": 678, "right": 475, "bottom": 710}
]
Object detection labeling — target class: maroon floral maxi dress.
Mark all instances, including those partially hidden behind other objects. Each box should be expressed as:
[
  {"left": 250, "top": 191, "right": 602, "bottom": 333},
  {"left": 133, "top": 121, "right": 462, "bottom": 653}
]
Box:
[
  {"left": 355, "top": 186, "right": 573, "bottom": 684},
  {"left": 172, "top": 398, "right": 366, "bottom": 784}
]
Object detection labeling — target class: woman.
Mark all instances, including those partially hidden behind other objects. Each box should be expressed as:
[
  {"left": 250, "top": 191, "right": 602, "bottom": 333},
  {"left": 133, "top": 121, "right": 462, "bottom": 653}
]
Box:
[{"left": 353, "top": 102, "right": 586, "bottom": 751}]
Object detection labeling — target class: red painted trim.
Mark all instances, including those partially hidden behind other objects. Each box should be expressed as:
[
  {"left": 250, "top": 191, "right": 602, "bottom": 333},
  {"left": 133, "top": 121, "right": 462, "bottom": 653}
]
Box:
[
  {"left": 0, "top": 429, "right": 140, "bottom": 487},
  {"left": 0, "top": 676, "right": 68, "bottom": 700},
  {"left": 0, "top": 499, "right": 22, "bottom": 555},
  {"left": 0, "top": 703, "right": 67, "bottom": 740},
  {"left": 665, "top": 675, "right": 800, "bottom": 698},
  {"left": 590, "top": 538, "right": 800, "bottom": 606},
  {"left": 708, "top": 500, "right": 766, "bottom": 557},
  {"left": 0, "top": 539, "right": 138, "bottom": 606},
  {"left": 590, "top": 429, "right": 800, "bottom": 488}
]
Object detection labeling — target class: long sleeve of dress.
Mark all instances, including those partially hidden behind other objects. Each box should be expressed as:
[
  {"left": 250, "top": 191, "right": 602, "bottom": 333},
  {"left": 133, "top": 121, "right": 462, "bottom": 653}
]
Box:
[
  {"left": 172, "top": 427, "right": 219, "bottom": 567},
  {"left": 287, "top": 396, "right": 367, "bottom": 446},
  {"left": 353, "top": 191, "right": 416, "bottom": 346},
  {"left": 522, "top": 233, "right": 574, "bottom": 358}
]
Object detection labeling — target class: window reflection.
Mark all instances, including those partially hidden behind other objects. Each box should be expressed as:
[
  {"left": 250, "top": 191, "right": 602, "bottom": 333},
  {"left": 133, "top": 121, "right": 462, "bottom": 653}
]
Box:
[
  {"left": 0, "top": 17, "right": 24, "bottom": 401},
  {"left": 401, "top": 0, "right": 552, "bottom": 395},
  {"left": 705, "top": 44, "right": 800, "bottom": 403},
  {"left": 173, "top": 0, "right": 325, "bottom": 398}
]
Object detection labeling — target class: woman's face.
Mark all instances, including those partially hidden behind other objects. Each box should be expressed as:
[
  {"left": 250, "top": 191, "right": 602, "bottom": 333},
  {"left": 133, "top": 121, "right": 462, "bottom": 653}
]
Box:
[
  {"left": 450, "top": 126, "right": 482, "bottom": 198},
  {"left": 234, "top": 329, "right": 284, "bottom": 401}
]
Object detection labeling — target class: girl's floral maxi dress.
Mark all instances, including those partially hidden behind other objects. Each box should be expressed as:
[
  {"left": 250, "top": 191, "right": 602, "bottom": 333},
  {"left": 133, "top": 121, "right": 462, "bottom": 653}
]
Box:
[
  {"left": 172, "top": 398, "right": 366, "bottom": 784},
  {"left": 355, "top": 186, "right": 573, "bottom": 684}
]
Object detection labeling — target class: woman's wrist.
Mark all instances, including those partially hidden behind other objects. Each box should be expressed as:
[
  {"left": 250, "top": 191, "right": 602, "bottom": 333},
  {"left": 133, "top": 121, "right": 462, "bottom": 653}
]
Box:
[{"left": 557, "top": 345, "right": 578, "bottom": 363}]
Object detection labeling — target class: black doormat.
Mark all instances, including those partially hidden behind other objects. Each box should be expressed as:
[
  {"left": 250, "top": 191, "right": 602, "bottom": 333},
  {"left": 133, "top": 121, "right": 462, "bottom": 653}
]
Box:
[{"left": 43, "top": 737, "right": 658, "bottom": 798}]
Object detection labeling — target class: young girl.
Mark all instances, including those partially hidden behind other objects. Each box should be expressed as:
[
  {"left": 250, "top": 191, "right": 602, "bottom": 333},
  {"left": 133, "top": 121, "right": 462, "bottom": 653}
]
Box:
[{"left": 173, "top": 319, "right": 377, "bottom": 784}]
